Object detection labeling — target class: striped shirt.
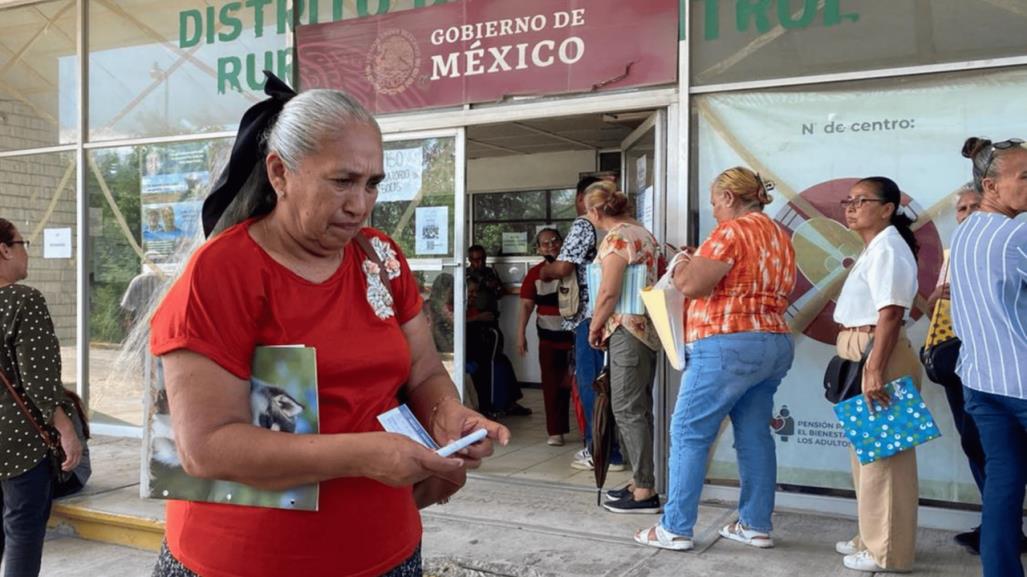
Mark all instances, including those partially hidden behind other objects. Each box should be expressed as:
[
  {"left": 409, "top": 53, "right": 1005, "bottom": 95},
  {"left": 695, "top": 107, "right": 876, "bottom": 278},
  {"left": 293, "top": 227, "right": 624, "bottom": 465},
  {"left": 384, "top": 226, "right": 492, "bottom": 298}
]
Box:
[
  {"left": 520, "top": 262, "right": 574, "bottom": 347},
  {"left": 949, "top": 211, "right": 1027, "bottom": 400},
  {"left": 686, "top": 212, "right": 796, "bottom": 342}
]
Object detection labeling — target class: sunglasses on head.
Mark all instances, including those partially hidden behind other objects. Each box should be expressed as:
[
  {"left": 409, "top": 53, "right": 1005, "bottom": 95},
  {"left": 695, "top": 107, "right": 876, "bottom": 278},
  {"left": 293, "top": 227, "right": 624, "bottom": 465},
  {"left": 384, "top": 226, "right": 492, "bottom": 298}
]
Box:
[{"left": 981, "top": 138, "right": 1026, "bottom": 179}]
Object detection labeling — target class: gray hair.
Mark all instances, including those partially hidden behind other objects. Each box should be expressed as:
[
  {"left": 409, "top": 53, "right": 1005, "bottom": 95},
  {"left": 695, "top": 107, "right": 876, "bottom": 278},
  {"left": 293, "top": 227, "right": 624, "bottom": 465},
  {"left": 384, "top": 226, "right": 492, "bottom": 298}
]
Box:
[
  {"left": 265, "top": 89, "right": 379, "bottom": 171},
  {"left": 955, "top": 182, "right": 981, "bottom": 205},
  {"left": 210, "top": 89, "right": 379, "bottom": 236}
]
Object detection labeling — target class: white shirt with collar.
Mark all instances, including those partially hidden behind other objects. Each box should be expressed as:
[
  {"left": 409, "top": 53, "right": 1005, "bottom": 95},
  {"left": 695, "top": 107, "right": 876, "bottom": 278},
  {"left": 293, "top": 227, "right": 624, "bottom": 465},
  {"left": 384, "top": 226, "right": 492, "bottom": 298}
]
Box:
[{"left": 834, "top": 225, "right": 918, "bottom": 328}]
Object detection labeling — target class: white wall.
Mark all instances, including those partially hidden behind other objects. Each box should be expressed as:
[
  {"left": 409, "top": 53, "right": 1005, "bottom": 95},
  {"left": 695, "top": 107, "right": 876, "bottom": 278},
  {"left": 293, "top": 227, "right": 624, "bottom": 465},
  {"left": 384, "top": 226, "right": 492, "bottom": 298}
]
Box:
[
  {"left": 467, "top": 149, "right": 596, "bottom": 193},
  {"left": 468, "top": 149, "right": 595, "bottom": 384}
]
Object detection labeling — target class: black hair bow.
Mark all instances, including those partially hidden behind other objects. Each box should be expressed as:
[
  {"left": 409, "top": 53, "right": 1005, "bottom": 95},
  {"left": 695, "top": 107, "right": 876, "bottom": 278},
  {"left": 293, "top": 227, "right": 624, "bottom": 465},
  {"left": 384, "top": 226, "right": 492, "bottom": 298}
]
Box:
[{"left": 201, "top": 71, "right": 297, "bottom": 237}]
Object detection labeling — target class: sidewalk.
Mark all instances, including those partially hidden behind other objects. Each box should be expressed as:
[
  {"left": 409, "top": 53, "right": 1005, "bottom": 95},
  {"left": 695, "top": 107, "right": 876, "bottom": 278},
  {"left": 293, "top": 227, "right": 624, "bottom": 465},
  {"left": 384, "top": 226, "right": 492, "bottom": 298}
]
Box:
[{"left": 42, "top": 437, "right": 987, "bottom": 576}]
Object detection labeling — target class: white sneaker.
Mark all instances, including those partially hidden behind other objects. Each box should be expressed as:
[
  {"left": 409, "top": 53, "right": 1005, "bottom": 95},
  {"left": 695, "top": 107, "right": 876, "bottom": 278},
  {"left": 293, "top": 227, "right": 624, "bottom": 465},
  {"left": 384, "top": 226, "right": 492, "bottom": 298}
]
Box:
[
  {"left": 718, "top": 521, "right": 774, "bottom": 549},
  {"left": 842, "top": 550, "right": 910, "bottom": 573},
  {"left": 835, "top": 539, "right": 859, "bottom": 555},
  {"left": 570, "top": 448, "right": 593, "bottom": 470},
  {"left": 546, "top": 435, "right": 564, "bottom": 446}
]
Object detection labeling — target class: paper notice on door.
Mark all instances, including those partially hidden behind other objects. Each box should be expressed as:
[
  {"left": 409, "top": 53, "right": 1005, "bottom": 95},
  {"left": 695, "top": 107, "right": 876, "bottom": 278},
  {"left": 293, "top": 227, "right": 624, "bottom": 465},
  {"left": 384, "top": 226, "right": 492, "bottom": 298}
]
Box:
[
  {"left": 635, "top": 154, "right": 648, "bottom": 192},
  {"left": 43, "top": 228, "right": 72, "bottom": 259},
  {"left": 415, "top": 206, "right": 448, "bottom": 255},
  {"left": 502, "top": 232, "right": 528, "bottom": 254},
  {"left": 638, "top": 185, "right": 654, "bottom": 232},
  {"left": 379, "top": 147, "right": 423, "bottom": 202}
]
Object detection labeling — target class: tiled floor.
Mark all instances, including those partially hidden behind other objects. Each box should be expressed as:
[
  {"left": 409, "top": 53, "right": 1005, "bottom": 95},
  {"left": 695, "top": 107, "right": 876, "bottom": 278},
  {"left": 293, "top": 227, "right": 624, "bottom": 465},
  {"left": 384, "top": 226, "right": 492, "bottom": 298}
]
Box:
[{"left": 476, "top": 387, "right": 634, "bottom": 489}]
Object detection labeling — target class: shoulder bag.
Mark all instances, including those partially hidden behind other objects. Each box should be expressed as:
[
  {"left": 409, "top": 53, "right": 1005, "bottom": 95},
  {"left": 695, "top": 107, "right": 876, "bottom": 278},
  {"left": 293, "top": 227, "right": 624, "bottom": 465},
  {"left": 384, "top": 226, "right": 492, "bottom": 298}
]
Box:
[
  {"left": 919, "top": 296, "right": 962, "bottom": 385},
  {"left": 557, "top": 218, "right": 597, "bottom": 320},
  {"left": 0, "top": 365, "right": 72, "bottom": 485},
  {"left": 823, "top": 338, "right": 873, "bottom": 404}
]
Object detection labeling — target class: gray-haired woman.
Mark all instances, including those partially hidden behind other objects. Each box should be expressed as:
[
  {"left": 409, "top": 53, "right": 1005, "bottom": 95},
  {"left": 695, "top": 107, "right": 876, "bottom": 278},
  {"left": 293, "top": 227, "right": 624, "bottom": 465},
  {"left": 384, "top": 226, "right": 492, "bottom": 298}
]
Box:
[
  {"left": 149, "top": 74, "right": 509, "bottom": 577},
  {"left": 951, "top": 137, "right": 1027, "bottom": 577}
]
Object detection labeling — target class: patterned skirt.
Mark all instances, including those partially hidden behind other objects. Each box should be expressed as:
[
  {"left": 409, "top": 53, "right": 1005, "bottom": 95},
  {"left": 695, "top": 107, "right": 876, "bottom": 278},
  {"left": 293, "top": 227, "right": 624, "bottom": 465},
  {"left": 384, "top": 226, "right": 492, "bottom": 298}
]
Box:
[{"left": 152, "top": 541, "right": 423, "bottom": 577}]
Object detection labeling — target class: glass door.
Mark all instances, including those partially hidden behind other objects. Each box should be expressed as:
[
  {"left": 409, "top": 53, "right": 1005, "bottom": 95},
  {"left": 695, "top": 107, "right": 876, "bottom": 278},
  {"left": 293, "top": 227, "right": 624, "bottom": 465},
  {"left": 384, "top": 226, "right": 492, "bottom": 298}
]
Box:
[
  {"left": 375, "top": 129, "right": 466, "bottom": 394},
  {"left": 619, "top": 111, "right": 670, "bottom": 488}
]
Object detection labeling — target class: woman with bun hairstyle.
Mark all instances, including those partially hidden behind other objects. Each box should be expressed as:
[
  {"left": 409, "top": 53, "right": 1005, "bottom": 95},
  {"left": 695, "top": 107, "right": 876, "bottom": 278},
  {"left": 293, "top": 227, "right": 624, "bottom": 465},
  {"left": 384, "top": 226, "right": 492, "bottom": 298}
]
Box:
[
  {"left": 584, "top": 180, "right": 663, "bottom": 514},
  {"left": 832, "top": 176, "right": 921, "bottom": 573},
  {"left": 634, "top": 167, "right": 795, "bottom": 551},
  {"left": 950, "top": 137, "right": 1027, "bottom": 577}
]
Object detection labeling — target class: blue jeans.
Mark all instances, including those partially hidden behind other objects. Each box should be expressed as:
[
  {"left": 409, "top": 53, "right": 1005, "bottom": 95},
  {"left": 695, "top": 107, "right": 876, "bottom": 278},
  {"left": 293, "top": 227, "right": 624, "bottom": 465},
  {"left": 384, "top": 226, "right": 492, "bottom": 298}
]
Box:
[
  {"left": 963, "top": 387, "right": 1027, "bottom": 577},
  {"left": 574, "top": 321, "right": 621, "bottom": 463},
  {"left": 662, "top": 332, "right": 794, "bottom": 537},
  {"left": 1, "top": 458, "right": 54, "bottom": 577}
]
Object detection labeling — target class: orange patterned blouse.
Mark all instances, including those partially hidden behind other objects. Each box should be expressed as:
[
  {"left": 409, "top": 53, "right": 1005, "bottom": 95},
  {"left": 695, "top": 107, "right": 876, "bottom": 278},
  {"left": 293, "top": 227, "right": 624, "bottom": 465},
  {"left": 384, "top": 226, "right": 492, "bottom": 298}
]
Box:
[{"left": 685, "top": 212, "right": 796, "bottom": 343}]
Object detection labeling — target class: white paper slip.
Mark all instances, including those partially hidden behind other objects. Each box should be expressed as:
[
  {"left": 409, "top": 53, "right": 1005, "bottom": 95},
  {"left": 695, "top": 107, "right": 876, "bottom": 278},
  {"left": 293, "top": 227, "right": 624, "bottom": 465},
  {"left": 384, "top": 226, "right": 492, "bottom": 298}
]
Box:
[
  {"left": 436, "top": 428, "right": 487, "bottom": 457},
  {"left": 377, "top": 404, "right": 440, "bottom": 450}
]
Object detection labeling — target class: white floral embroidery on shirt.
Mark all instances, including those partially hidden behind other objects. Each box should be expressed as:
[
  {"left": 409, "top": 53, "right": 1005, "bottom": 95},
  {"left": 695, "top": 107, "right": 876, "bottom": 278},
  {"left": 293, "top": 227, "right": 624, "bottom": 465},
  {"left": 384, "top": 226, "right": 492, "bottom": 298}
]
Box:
[{"left": 363, "top": 236, "right": 402, "bottom": 320}]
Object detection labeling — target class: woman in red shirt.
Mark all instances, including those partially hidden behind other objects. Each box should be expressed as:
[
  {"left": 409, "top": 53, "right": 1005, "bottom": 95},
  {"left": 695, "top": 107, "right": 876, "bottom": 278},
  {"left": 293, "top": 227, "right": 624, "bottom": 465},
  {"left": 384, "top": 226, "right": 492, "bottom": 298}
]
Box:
[{"left": 149, "top": 74, "right": 509, "bottom": 577}]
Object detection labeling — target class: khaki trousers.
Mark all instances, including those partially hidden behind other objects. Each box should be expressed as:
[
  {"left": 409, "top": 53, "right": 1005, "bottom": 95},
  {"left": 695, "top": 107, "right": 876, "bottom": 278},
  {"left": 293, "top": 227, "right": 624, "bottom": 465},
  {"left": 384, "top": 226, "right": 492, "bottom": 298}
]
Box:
[{"left": 836, "top": 329, "right": 922, "bottom": 571}]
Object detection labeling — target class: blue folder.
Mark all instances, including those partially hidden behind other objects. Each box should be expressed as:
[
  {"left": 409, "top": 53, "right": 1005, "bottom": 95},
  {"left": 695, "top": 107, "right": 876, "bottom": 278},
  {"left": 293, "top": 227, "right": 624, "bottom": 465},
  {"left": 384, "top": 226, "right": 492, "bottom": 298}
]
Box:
[{"left": 833, "top": 376, "right": 942, "bottom": 465}]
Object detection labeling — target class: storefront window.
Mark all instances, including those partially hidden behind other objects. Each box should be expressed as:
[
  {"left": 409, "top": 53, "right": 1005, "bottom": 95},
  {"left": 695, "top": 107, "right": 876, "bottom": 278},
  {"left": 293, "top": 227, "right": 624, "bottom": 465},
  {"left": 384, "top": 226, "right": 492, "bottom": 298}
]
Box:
[
  {"left": 472, "top": 189, "right": 576, "bottom": 256},
  {"left": 694, "top": 67, "right": 1027, "bottom": 505},
  {"left": 86, "top": 139, "right": 229, "bottom": 426},
  {"left": 0, "top": 151, "right": 78, "bottom": 393},
  {"left": 371, "top": 136, "right": 457, "bottom": 259},
  {"left": 87, "top": 0, "right": 286, "bottom": 141},
  {"left": 0, "top": 0, "right": 78, "bottom": 151},
  {"left": 690, "top": 0, "right": 1027, "bottom": 86}
]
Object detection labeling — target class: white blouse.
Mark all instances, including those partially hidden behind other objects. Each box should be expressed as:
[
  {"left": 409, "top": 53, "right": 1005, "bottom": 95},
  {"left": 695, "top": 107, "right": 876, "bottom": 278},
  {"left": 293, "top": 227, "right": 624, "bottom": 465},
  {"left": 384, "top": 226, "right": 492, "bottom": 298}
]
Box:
[{"left": 834, "top": 226, "right": 918, "bottom": 328}]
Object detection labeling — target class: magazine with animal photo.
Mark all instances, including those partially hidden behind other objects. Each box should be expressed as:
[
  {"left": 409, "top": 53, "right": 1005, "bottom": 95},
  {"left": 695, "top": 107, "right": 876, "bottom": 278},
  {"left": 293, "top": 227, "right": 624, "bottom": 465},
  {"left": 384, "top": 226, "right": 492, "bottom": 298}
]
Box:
[{"left": 141, "top": 345, "right": 319, "bottom": 511}]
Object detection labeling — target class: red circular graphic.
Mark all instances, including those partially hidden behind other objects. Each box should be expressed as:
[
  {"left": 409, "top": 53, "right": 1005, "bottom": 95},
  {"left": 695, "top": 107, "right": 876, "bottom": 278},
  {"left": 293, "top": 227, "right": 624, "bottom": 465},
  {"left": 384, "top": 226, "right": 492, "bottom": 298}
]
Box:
[{"left": 773, "top": 178, "right": 942, "bottom": 345}]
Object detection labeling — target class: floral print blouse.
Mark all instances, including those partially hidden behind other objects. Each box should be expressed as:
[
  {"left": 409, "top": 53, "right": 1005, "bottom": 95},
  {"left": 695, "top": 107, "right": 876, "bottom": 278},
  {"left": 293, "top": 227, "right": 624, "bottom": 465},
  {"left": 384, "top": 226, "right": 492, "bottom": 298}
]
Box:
[{"left": 595, "top": 222, "right": 661, "bottom": 351}]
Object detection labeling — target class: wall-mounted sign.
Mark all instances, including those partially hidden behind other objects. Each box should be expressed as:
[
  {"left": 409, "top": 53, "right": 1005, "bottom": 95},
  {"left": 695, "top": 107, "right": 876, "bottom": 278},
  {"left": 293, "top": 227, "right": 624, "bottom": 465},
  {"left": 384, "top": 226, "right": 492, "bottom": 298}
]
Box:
[
  {"left": 297, "top": 0, "right": 678, "bottom": 114},
  {"left": 43, "top": 228, "right": 72, "bottom": 259}
]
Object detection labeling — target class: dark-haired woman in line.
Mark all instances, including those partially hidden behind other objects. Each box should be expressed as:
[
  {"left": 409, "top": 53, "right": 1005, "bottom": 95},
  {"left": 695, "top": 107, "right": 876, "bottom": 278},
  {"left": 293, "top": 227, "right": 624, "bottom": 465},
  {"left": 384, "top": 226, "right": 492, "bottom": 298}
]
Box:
[
  {"left": 0, "top": 218, "right": 83, "bottom": 577},
  {"left": 951, "top": 137, "right": 1027, "bottom": 577},
  {"left": 831, "top": 177, "right": 922, "bottom": 573}
]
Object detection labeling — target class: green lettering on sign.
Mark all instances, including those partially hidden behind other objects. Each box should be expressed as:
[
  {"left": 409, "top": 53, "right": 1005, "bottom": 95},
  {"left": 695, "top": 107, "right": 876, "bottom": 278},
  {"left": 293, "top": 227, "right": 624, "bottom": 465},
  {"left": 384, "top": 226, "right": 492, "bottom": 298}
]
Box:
[{"left": 695, "top": 0, "right": 860, "bottom": 41}]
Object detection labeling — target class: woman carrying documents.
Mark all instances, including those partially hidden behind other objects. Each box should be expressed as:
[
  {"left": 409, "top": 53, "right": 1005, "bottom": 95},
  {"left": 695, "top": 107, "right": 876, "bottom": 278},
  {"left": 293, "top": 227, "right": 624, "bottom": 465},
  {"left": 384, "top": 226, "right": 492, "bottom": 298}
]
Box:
[
  {"left": 584, "top": 181, "right": 663, "bottom": 514},
  {"left": 149, "top": 74, "right": 509, "bottom": 577},
  {"left": 831, "top": 176, "right": 921, "bottom": 574},
  {"left": 635, "top": 167, "right": 795, "bottom": 552}
]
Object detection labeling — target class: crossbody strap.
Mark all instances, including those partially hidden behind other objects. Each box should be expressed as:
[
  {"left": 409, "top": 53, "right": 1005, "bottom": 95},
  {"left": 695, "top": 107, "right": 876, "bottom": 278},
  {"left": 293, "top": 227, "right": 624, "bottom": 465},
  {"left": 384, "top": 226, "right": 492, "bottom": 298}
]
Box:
[
  {"left": 353, "top": 233, "right": 395, "bottom": 301},
  {"left": 0, "top": 365, "right": 57, "bottom": 448}
]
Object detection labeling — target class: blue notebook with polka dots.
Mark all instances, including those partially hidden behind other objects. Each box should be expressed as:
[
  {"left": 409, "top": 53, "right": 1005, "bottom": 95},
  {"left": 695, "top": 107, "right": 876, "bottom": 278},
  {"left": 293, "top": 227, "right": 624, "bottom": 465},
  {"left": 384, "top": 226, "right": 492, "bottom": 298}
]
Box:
[{"left": 833, "top": 376, "right": 942, "bottom": 465}]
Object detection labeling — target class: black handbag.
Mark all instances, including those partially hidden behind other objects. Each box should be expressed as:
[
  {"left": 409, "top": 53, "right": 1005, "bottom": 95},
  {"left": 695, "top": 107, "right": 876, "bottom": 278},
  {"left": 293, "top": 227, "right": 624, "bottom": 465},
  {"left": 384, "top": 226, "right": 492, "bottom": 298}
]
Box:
[
  {"left": 823, "top": 338, "right": 873, "bottom": 404},
  {"left": 920, "top": 338, "right": 961, "bottom": 385}
]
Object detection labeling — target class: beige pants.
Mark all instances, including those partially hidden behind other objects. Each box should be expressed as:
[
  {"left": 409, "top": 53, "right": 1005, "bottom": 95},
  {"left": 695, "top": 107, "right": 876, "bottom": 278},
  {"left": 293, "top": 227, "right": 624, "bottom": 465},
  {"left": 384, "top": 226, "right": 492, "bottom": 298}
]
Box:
[{"left": 836, "top": 329, "right": 922, "bottom": 571}]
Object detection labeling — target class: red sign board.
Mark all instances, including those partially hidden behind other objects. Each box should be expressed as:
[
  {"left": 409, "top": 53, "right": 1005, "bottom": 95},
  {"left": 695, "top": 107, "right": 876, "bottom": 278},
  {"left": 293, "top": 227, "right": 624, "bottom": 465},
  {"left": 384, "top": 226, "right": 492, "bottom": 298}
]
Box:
[{"left": 296, "top": 0, "right": 678, "bottom": 114}]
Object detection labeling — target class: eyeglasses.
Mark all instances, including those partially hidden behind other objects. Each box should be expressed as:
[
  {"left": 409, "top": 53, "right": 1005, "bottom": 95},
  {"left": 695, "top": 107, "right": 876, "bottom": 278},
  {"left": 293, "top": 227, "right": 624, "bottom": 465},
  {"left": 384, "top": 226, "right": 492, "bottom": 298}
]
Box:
[
  {"left": 4, "top": 240, "right": 29, "bottom": 248},
  {"left": 840, "top": 197, "right": 885, "bottom": 210},
  {"left": 981, "top": 138, "right": 1026, "bottom": 180}
]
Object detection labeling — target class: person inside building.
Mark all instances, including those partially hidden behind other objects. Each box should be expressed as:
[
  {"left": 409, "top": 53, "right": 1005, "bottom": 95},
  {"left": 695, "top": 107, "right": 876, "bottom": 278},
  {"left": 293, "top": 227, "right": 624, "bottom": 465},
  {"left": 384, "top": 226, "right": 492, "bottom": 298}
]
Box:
[
  {"left": 149, "top": 74, "right": 509, "bottom": 577},
  {"left": 517, "top": 228, "right": 573, "bottom": 446},
  {"left": 635, "top": 167, "right": 795, "bottom": 549},
  {"left": 951, "top": 137, "right": 1027, "bottom": 577},
  {"left": 541, "top": 176, "right": 624, "bottom": 473},
  {"left": 464, "top": 244, "right": 530, "bottom": 418},
  {"left": 0, "top": 218, "right": 83, "bottom": 577},
  {"left": 831, "top": 176, "right": 921, "bottom": 573}
]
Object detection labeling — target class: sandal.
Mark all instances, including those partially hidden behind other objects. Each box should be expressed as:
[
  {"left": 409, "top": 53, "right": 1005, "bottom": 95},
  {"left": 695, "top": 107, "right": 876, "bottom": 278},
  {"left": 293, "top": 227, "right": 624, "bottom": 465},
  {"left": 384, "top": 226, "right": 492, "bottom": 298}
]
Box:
[
  {"left": 719, "top": 521, "right": 774, "bottom": 549},
  {"left": 634, "top": 524, "right": 694, "bottom": 551}
]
